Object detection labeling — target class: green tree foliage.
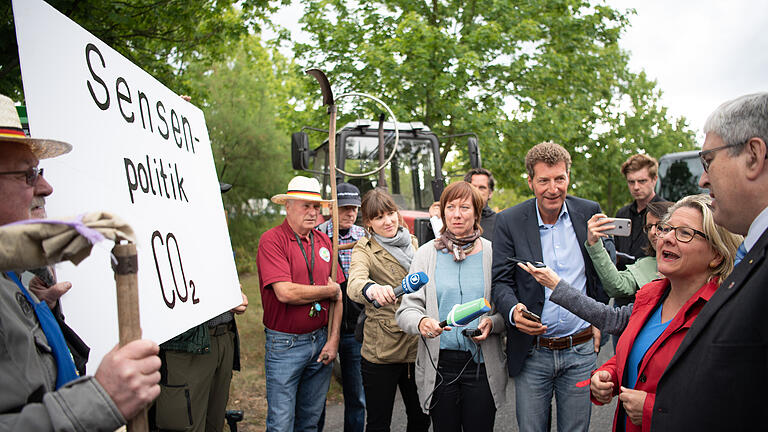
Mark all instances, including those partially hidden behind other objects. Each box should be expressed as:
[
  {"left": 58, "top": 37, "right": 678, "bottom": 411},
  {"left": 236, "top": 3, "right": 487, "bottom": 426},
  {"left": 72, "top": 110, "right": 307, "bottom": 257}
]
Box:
[
  {"left": 1, "top": 0, "right": 280, "bottom": 100},
  {"left": 286, "top": 0, "right": 697, "bottom": 215},
  {"left": 187, "top": 35, "right": 298, "bottom": 271},
  {"left": 189, "top": 36, "right": 294, "bottom": 206}
]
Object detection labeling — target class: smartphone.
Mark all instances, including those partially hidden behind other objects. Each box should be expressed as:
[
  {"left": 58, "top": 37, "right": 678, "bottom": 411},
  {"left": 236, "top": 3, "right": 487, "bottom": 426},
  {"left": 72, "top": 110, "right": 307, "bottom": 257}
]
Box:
[
  {"left": 521, "top": 309, "right": 542, "bottom": 323},
  {"left": 507, "top": 257, "right": 546, "bottom": 268},
  {"left": 601, "top": 217, "right": 631, "bottom": 237},
  {"left": 462, "top": 328, "right": 482, "bottom": 338}
]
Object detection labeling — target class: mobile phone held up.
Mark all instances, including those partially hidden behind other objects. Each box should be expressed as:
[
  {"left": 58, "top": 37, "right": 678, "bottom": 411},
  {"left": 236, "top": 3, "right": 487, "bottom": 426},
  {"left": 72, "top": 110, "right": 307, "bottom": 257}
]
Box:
[
  {"left": 601, "top": 217, "right": 632, "bottom": 237},
  {"left": 507, "top": 257, "right": 546, "bottom": 268},
  {"left": 520, "top": 308, "right": 542, "bottom": 323}
]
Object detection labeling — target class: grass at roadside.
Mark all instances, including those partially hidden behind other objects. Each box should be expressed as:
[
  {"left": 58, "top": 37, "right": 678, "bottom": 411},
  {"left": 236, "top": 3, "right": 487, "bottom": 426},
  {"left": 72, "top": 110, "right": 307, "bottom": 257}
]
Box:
[
  {"left": 228, "top": 273, "right": 343, "bottom": 431},
  {"left": 227, "top": 273, "right": 267, "bottom": 430}
]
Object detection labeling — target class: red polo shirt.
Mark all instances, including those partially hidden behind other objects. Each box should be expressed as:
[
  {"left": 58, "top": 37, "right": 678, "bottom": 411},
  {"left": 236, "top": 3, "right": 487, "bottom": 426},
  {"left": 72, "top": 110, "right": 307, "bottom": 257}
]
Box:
[{"left": 257, "top": 219, "right": 345, "bottom": 334}]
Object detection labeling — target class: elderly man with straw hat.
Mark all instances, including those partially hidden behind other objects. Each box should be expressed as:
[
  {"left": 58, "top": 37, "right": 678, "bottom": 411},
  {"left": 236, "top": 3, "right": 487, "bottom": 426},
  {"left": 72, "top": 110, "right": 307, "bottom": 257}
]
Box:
[
  {"left": 257, "top": 175, "right": 344, "bottom": 432},
  {"left": 0, "top": 94, "right": 161, "bottom": 430}
]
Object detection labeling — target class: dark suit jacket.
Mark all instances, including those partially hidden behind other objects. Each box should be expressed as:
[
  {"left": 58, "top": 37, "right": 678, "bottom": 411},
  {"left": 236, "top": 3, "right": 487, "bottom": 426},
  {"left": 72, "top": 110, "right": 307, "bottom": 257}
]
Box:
[
  {"left": 491, "top": 196, "right": 615, "bottom": 377},
  {"left": 651, "top": 228, "right": 768, "bottom": 431},
  {"left": 480, "top": 205, "right": 497, "bottom": 241}
]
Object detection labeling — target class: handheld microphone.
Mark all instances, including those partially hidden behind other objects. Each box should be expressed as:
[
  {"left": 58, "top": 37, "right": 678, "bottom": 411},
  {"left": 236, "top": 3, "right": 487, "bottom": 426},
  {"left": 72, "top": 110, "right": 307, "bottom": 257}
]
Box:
[
  {"left": 439, "top": 297, "right": 491, "bottom": 327},
  {"left": 372, "top": 271, "right": 429, "bottom": 308}
]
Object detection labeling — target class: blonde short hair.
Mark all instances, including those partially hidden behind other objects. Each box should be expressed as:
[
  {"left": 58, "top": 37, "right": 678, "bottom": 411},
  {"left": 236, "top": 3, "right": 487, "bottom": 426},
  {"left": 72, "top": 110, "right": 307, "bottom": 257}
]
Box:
[{"left": 665, "top": 194, "right": 743, "bottom": 283}]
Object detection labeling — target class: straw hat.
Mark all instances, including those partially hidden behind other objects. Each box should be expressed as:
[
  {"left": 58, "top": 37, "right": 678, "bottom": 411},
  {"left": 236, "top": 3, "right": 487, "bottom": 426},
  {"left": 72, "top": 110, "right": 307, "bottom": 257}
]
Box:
[
  {"left": 271, "top": 176, "right": 331, "bottom": 205},
  {"left": 0, "top": 94, "right": 72, "bottom": 159}
]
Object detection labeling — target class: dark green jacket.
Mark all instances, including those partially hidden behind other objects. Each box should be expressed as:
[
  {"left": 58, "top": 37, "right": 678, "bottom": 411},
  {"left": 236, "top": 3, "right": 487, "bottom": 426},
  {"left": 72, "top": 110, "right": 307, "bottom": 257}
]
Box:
[{"left": 160, "top": 321, "right": 241, "bottom": 371}]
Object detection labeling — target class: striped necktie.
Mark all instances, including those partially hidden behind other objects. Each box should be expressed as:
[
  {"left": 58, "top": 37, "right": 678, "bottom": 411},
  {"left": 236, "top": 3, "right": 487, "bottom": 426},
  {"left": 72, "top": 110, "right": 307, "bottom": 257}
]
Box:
[{"left": 734, "top": 242, "right": 747, "bottom": 266}]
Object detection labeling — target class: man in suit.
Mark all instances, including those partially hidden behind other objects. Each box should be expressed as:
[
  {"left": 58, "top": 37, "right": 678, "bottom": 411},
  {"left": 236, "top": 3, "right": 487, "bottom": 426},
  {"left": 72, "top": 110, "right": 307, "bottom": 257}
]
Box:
[
  {"left": 492, "top": 142, "right": 614, "bottom": 432},
  {"left": 652, "top": 93, "right": 768, "bottom": 430}
]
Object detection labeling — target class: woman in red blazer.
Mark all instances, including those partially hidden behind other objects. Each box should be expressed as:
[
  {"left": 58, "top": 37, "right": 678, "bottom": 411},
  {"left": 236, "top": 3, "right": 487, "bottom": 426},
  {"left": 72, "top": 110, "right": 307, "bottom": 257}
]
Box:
[{"left": 589, "top": 194, "right": 741, "bottom": 432}]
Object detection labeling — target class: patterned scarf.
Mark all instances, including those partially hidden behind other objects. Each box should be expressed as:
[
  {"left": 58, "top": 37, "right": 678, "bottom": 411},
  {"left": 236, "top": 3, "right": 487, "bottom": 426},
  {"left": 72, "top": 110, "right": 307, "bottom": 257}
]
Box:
[{"left": 435, "top": 229, "right": 482, "bottom": 261}]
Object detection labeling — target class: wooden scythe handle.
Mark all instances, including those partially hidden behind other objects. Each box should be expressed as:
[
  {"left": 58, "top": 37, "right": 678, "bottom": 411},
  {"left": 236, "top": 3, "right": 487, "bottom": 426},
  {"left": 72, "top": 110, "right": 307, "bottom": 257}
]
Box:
[
  {"left": 327, "top": 105, "right": 340, "bottom": 345},
  {"left": 112, "top": 243, "right": 148, "bottom": 432},
  {"left": 306, "top": 68, "right": 340, "bottom": 352},
  {"left": 328, "top": 106, "right": 340, "bottom": 281}
]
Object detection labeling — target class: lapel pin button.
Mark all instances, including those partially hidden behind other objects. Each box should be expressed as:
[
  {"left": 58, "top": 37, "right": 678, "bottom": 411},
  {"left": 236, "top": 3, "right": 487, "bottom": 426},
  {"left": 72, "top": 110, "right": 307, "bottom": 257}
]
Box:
[{"left": 728, "top": 282, "right": 735, "bottom": 289}]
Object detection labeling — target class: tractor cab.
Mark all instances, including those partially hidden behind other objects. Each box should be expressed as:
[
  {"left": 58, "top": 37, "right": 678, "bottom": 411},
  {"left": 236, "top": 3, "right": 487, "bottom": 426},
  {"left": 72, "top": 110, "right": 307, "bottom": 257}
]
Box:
[{"left": 291, "top": 119, "right": 480, "bottom": 244}]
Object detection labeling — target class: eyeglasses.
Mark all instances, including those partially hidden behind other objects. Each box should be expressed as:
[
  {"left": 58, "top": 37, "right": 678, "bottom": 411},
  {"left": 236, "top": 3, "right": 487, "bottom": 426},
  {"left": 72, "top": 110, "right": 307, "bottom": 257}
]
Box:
[
  {"left": 656, "top": 222, "right": 708, "bottom": 243},
  {"left": 698, "top": 142, "right": 743, "bottom": 173},
  {"left": 643, "top": 222, "right": 657, "bottom": 233},
  {"left": 0, "top": 167, "right": 44, "bottom": 186}
]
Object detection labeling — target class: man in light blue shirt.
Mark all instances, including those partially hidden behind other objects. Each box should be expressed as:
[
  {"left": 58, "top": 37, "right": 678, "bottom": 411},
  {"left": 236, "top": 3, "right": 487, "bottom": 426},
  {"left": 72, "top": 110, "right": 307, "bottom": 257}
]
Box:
[
  {"left": 536, "top": 201, "right": 590, "bottom": 339},
  {"left": 492, "top": 141, "right": 614, "bottom": 432}
]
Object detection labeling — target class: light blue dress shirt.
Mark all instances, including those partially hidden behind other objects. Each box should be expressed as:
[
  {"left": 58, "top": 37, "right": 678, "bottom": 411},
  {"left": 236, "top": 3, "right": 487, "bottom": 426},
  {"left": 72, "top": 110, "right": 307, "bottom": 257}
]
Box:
[
  {"left": 744, "top": 205, "right": 768, "bottom": 253},
  {"left": 536, "top": 201, "right": 591, "bottom": 338}
]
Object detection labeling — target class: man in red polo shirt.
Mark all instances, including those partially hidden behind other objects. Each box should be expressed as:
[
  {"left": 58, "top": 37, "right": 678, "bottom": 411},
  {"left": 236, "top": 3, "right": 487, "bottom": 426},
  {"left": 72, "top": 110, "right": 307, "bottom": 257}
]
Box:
[{"left": 257, "top": 176, "right": 344, "bottom": 432}]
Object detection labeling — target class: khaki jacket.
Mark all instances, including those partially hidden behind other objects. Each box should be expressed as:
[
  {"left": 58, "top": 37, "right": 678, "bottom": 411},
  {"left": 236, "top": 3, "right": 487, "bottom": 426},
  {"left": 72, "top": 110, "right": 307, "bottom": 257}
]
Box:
[{"left": 348, "top": 235, "right": 419, "bottom": 364}]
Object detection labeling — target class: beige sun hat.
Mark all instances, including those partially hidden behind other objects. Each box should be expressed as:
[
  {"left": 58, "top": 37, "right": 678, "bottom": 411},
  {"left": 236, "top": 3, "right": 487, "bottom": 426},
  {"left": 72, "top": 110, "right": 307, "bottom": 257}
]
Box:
[
  {"left": 0, "top": 94, "right": 72, "bottom": 159},
  {"left": 271, "top": 176, "right": 332, "bottom": 205}
]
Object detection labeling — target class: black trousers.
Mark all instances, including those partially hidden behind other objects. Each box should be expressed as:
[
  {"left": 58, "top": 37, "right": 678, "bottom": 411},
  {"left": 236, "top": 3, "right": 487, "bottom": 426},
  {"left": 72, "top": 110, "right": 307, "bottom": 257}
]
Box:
[
  {"left": 429, "top": 350, "right": 496, "bottom": 432},
  {"left": 360, "top": 358, "right": 430, "bottom": 432}
]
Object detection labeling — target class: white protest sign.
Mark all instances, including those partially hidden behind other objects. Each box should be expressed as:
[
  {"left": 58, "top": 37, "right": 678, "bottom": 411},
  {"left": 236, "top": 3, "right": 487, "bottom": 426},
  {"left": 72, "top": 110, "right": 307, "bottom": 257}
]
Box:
[{"left": 13, "top": 0, "right": 242, "bottom": 367}]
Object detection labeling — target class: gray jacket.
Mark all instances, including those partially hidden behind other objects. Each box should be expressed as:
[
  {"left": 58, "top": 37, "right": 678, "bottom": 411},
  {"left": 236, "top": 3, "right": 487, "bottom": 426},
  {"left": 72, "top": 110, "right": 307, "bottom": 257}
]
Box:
[
  {"left": 396, "top": 238, "right": 508, "bottom": 413},
  {"left": 0, "top": 273, "right": 124, "bottom": 431},
  {"left": 549, "top": 278, "right": 633, "bottom": 335}
]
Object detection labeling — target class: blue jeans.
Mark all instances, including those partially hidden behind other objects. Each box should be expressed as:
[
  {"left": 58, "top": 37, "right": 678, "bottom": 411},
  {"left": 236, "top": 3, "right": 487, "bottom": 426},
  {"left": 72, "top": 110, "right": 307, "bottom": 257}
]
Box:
[
  {"left": 514, "top": 340, "right": 596, "bottom": 432},
  {"left": 318, "top": 333, "right": 366, "bottom": 432},
  {"left": 265, "top": 327, "right": 333, "bottom": 432},
  {"left": 339, "top": 333, "right": 366, "bottom": 432}
]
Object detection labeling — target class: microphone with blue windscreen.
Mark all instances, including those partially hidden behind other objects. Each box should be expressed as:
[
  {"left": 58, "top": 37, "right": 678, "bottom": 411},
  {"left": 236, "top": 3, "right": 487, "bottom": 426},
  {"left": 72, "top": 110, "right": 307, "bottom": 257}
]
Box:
[{"left": 372, "top": 272, "right": 429, "bottom": 308}]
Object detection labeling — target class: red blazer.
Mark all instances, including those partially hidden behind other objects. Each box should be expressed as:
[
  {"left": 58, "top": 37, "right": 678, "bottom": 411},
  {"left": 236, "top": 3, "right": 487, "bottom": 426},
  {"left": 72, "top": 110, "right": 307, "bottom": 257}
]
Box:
[{"left": 592, "top": 277, "right": 718, "bottom": 432}]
